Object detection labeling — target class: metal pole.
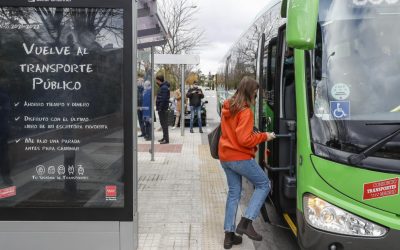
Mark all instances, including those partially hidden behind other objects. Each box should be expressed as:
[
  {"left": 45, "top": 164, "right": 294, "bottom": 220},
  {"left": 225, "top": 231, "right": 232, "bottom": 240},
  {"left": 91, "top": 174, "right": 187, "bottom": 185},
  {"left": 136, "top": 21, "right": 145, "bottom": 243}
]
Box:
[
  {"left": 151, "top": 46, "right": 155, "bottom": 161},
  {"left": 181, "top": 65, "right": 185, "bottom": 136},
  {"left": 132, "top": 1, "right": 138, "bottom": 249},
  {"left": 214, "top": 74, "right": 217, "bottom": 90}
]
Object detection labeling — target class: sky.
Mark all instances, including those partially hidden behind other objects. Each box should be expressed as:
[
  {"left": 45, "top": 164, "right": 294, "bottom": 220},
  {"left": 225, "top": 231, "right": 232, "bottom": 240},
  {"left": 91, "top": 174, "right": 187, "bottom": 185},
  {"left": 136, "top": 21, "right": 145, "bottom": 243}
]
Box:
[{"left": 192, "top": 0, "right": 271, "bottom": 75}]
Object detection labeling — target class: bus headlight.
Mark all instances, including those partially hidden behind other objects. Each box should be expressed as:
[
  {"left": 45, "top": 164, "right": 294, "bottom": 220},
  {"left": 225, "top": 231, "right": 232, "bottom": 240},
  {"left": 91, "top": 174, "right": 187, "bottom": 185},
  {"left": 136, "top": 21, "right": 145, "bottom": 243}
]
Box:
[{"left": 303, "top": 194, "right": 388, "bottom": 237}]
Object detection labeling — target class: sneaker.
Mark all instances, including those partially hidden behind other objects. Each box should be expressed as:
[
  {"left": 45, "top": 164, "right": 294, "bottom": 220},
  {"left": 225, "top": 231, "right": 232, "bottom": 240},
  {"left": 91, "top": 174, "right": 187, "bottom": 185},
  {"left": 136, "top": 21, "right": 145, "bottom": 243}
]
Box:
[
  {"left": 160, "top": 140, "right": 169, "bottom": 144},
  {"left": 172, "top": 126, "right": 176, "bottom": 130},
  {"left": 199, "top": 129, "right": 203, "bottom": 133},
  {"left": 190, "top": 129, "right": 194, "bottom": 133},
  {"left": 158, "top": 138, "right": 165, "bottom": 142}
]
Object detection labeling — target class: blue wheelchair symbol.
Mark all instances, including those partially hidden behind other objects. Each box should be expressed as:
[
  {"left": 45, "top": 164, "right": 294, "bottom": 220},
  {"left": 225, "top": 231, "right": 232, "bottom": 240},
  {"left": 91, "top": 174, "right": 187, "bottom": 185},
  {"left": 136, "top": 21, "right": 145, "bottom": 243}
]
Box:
[{"left": 330, "top": 101, "right": 350, "bottom": 119}]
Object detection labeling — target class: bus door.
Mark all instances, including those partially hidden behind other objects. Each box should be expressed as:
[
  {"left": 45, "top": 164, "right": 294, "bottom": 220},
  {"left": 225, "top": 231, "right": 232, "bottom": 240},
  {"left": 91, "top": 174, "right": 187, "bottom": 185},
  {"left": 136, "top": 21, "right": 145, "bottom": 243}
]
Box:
[
  {"left": 267, "top": 26, "right": 297, "bottom": 215},
  {"left": 256, "top": 33, "right": 266, "bottom": 166},
  {"left": 263, "top": 37, "right": 278, "bottom": 168}
]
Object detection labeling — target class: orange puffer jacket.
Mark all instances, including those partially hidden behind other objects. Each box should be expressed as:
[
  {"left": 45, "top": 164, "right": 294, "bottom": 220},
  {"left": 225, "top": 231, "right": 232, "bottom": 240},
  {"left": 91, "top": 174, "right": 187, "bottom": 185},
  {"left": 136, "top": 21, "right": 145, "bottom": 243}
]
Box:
[{"left": 218, "top": 100, "right": 268, "bottom": 161}]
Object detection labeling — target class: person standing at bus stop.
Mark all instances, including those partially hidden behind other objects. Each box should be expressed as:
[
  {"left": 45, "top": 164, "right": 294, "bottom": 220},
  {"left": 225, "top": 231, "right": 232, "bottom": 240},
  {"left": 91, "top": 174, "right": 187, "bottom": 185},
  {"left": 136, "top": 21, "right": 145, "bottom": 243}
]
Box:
[
  {"left": 155, "top": 75, "right": 170, "bottom": 144},
  {"left": 172, "top": 88, "right": 182, "bottom": 130},
  {"left": 137, "top": 72, "right": 146, "bottom": 137},
  {"left": 186, "top": 81, "right": 204, "bottom": 133},
  {"left": 218, "top": 77, "right": 275, "bottom": 249},
  {"left": 142, "top": 80, "right": 152, "bottom": 141}
]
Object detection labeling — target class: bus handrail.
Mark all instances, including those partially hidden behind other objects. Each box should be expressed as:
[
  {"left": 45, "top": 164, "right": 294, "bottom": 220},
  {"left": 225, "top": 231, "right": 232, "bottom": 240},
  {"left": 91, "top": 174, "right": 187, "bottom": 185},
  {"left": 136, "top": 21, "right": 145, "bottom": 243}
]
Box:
[
  {"left": 274, "top": 133, "right": 292, "bottom": 139},
  {"left": 264, "top": 165, "right": 291, "bottom": 172}
]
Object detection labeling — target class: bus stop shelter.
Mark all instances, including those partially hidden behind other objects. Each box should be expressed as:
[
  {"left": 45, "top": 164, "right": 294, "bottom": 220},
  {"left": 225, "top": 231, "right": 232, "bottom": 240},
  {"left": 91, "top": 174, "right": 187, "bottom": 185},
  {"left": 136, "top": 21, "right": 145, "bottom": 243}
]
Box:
[
  {"left": 0, "top": 0, "right": 165, "bottom": 249},
  {"left": 137, "top": 53, "right": 200, "bottom": 161}
]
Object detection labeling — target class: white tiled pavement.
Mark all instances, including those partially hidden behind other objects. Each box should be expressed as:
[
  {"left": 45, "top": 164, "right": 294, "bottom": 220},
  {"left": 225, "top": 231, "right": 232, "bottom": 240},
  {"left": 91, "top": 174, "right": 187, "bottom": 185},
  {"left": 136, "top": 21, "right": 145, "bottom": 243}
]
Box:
[{"left": 137, "top": 125, "right": 255, "bottom": 250}]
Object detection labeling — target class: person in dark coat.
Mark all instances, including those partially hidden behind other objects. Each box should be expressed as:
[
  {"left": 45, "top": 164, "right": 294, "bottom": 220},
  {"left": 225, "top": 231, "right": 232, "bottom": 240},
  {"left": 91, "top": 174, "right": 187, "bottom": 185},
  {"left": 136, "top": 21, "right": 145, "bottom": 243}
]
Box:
[
  {"left": 137, "top": 73, "right": 145, "bottom": 137},
  {"left": 155, "top": 75, "right": 170, "bottom": 144},
  {"left": 186, "top": 81, "right": 204, "bottom": 133},
  {"left": 142, "top": 80, "right": 152, "bottom": 141}
]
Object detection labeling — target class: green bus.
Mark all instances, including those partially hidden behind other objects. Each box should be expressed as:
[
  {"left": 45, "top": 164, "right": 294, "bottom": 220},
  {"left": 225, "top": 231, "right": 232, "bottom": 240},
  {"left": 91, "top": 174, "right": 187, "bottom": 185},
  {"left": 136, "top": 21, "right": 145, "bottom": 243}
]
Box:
[{"left": 217, "top": 0, "right": 400, "bottom": 249}]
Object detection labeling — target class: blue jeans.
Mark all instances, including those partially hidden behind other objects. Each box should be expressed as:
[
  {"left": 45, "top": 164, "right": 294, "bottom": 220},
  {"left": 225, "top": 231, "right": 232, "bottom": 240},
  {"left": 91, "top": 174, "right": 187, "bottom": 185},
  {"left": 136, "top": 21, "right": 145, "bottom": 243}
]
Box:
[
  {"left": 220, "top": 159, "right": 270, "bottom": 232},
  {"left": 138, "top": 109, "right": 145, "bottom": 135},
  {"left": 190, "top": 106, "right": 202, "bottom": 129}
]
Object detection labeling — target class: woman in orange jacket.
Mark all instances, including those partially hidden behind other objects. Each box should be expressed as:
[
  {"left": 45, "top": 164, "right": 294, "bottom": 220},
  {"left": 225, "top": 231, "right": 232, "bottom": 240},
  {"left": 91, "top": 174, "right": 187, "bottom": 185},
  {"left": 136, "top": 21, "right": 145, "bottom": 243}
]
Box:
[{"left": 218, "top": 77, "right": 275, "bottom": 249}]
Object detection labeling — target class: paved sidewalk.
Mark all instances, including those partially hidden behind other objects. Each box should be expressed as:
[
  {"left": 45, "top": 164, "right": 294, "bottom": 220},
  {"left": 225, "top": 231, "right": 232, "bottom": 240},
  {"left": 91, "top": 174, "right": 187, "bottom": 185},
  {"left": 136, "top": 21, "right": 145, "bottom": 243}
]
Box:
[{"left": 137, "top": 125, "right": 255, "bottom": 250}]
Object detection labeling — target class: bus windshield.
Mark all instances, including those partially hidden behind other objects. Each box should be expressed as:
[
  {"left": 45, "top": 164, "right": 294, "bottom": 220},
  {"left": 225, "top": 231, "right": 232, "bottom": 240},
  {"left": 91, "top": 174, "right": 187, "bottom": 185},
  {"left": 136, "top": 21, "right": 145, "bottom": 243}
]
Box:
[{"left": 310, "top": 0, "right": 400, "bottom": 164}]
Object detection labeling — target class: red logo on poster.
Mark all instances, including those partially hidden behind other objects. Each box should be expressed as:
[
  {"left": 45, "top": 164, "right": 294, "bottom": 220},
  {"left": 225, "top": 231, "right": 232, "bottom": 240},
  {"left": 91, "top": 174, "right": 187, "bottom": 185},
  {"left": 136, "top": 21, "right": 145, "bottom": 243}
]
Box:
[
  {"left": 105, "top": 185, "right": 117, "bottom": 200},
  {"left": 0, "top": 186, "right": 16, "bottom": 199},
  {"left": 363, "top": 178, "right": 399, "bottom": 200}
]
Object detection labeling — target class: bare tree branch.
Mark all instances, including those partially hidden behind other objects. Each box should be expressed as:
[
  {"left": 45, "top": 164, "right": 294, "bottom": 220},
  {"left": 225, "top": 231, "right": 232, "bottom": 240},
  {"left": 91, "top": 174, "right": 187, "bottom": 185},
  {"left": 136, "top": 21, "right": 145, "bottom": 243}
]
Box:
[
  {"left": 157, "top": 0, "right": 204, "bottom": 55},
  {"left": 154, "top": 0, "right": 205, "bottom": 88}
]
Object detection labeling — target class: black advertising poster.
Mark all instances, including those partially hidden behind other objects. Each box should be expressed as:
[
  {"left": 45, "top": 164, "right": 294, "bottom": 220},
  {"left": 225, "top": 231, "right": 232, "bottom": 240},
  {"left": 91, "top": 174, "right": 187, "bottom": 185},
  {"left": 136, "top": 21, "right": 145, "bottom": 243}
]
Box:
[{"left": 0, "top": 4, "right": 130, "bottom": 216}]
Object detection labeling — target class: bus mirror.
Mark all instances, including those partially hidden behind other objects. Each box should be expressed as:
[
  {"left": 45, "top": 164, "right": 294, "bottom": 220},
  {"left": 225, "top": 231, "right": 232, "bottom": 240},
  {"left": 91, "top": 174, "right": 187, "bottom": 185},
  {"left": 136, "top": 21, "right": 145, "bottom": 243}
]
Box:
[{"left": 286, "top": 0, "right": 319, "bottom": 50}]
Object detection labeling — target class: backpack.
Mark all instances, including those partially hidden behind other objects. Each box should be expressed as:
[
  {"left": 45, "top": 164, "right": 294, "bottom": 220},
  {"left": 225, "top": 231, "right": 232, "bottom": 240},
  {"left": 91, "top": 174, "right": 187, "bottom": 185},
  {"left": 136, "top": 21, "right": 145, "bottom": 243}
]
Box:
[{"left": 207, "top": 124, "right": 221, "bottom": 159}]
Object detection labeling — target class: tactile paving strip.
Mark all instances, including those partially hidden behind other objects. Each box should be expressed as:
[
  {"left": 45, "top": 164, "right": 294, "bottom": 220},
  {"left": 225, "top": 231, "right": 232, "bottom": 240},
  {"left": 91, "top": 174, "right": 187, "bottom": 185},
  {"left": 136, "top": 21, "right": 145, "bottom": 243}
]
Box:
[
  {"left": 198, "top": 145, "right": 254, "bottom": 250},
  {"left": 138, "top": 144, "right": 183, "bottom": 153}
]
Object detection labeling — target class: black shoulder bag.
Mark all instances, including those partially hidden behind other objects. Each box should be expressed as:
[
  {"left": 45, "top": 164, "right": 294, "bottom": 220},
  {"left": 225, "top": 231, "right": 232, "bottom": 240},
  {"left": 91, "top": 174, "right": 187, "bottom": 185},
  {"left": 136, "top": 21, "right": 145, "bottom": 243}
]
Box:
[{"left": 208, "top": 123, "right": 221, "bottom": 159}]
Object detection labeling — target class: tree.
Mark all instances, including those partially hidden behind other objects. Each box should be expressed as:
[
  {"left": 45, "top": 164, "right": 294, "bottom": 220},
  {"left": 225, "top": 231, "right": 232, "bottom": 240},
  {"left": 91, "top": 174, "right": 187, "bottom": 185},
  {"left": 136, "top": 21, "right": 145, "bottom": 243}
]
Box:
[
  {"left": 185, "top": 71, "right": 198, "bottom": 85},
  {"left": 158, "top": 0, "right": 204, "bottom": 55},
  {"left": 199, "top": 73, "right": 206, "bottom": 86},
  {"left": 156, "top": 0, "right": 204, "bottom": 90}
]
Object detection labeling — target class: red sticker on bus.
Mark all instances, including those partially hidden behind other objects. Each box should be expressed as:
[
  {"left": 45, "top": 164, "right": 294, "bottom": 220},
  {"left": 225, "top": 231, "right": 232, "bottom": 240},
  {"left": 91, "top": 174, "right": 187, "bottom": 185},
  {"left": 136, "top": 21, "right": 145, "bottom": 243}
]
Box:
[
  {"left": 363, "top": 178, "right": 399, "bottom": 200},
  {"left": 0, "top": 186, "right": 16, "bottom": 199},
  {"left": 105, "top": 185, "right": 117, "bottom": 200}
]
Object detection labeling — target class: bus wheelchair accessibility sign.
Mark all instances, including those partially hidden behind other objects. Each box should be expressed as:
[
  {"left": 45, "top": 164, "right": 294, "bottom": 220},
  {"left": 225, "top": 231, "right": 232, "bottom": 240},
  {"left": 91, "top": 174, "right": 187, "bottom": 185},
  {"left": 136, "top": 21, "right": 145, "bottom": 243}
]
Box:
[{"left": 330, "top": 101, "right": 350, "bottom": 119}]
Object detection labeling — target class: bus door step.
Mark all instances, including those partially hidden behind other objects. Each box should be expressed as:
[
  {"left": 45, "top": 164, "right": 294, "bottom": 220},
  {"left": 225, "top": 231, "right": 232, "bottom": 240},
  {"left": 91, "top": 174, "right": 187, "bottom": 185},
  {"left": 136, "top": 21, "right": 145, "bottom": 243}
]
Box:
[
  {"left": 283, "top": 175, "right": 297, "bottom": 199},
  {"left": 261, "top": 204, "right": 271, "bottom": 224}
]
